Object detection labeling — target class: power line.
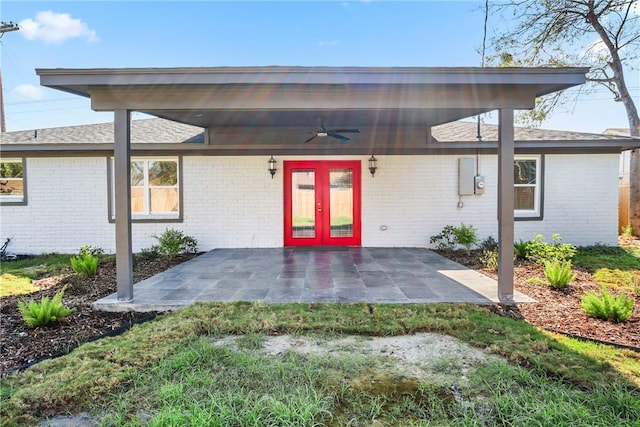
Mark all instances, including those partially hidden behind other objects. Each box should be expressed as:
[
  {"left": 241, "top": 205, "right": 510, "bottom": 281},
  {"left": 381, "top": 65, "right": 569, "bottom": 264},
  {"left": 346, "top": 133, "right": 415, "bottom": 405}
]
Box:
[{"left": 6, "top": 97, "right": 82, "bottom": 106}]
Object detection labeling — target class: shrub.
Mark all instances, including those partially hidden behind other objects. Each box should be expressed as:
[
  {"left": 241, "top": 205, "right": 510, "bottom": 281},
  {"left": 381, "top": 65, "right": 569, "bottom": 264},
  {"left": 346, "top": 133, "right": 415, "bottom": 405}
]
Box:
[
  {"left": 429, "top": 224, "right": 479, "bottom": 253},
  {"left": 452, "top": 223, "right": 478, "bottom": 255},
  {"left": 527, "top": 233, "right": 576, "bottom": 265},
  {"left": 513, "top": 239, "right": 531, "bottom": 260},
  {"left": 543, "top": 259, "right": 577, "bottom": 290},
  {"left": 139, "top": 245, "right": 160, "bottom": 259},
  {"left": 18, "top": 287, "right": 76, "bottom": 328},
  {"left": 429, "top": 225, "right": 457, "bottom": 251},
  {"left": 581, "top": 288, "right": 635, "bottom": 323},
  {"left": 78, "top": 244, "right": 104, "bottom": 257},
  {"left": 70, "top": 253, "right": 99, "bottom": 279},
  {"left": 479, "top": 249, "right": 499, "bottom": 270},
  {"left": 152, "top": 228, "right": 199, "bottom": 261},
  {"left": 479, "top": 236, "right": 498, "bottom": 251}
]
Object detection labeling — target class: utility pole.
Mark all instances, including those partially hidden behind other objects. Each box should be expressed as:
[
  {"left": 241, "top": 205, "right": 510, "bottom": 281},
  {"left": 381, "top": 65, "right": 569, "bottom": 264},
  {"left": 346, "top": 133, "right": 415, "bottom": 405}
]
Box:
[{"left": 0, "top": 21, "right": 20, "bottom": 133}]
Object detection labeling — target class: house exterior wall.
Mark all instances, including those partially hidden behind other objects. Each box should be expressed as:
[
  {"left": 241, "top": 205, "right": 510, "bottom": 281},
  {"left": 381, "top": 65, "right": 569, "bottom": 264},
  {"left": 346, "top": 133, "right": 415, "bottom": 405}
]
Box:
[{"left": 0, "top": 153, "right": 619, "bottom": 254}]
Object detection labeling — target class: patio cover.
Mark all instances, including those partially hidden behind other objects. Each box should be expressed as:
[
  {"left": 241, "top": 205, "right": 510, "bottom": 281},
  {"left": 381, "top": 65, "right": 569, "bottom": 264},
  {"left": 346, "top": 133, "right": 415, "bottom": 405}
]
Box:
[{"left": 36, "top": 66, "right": 589, "bottom": 303}]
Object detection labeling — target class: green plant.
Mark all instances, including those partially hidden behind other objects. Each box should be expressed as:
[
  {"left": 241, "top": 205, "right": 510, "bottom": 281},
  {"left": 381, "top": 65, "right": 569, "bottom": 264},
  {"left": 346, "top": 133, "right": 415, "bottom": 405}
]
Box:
[
  {"left": 429, "top": 225, "right": 457, "bottom": 251},
  {"left": 513, "top": 239, "right": 531, "bottom": 260},
  {"left": 452, "top": 223, "right": 478, "bottom": 255},
  {"left": 479, "top": 236, "right": 498, "bottom": 251},
  {"left": 152, "top": 228, "right": 199, "bottom": 261},
  {"left": 70, "top": 253, "right": 99, "bottom": 278},
  {"left": 543, "top": 259, "right": 577, "bottom": 290},
  {"left": 79, "top": 244, "right": 105, "bottom": 257},
  {"left": 581, "top": 288, "right": 635, "bottom": 323},
  {"left": 527, "top": 233, "right": 577, "bottom": 265},
  {"left": 429, "top": 224, "right": 479, "bottom": 253},
  {"left": 621, "top": 224, "right": 634, "bottom": 236},
  {"left": 479, "top": 249, "right": 499, "bottom": 270},
  {"left": 139, "top": 245, "right": 161, "bottom": 259},
  {"left": 18, "top": 287, "right": 76, "bottom": 328}
]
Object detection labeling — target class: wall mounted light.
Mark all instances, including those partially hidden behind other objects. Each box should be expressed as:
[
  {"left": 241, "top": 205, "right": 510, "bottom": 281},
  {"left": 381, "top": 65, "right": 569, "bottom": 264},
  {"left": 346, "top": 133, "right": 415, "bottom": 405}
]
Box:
[
  {"left": 268, "top": 156, "right": 277, "bottom": 179},
  {"left": 368, "top": 155, "right": 378, "bottom": 177}
]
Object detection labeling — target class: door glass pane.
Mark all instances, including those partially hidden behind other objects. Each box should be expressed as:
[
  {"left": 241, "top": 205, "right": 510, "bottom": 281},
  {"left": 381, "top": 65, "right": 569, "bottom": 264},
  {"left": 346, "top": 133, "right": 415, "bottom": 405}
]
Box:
[
  {"left": 329, "top": 169, "right": 353, "bottom": 237},
  {"left": 292, "top": 170, "right": 315, "bottom": 238}
]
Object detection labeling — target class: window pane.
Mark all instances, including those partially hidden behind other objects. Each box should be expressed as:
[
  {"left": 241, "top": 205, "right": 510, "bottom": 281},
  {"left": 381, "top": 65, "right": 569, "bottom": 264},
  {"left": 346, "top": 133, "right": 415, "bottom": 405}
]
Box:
[
  {"left": 514, "top": 187, "right": 535, "bottom": 210},
  {"left": 0, "top": 162, "right": 23, "bottom": 178},
  {"left": 131, "top": 187, "right": 145, "bottom": 213},
  {"left": 514, "top": 160, "right": 536, "bottom": 185},
  {"left": 131, "top": 161, "right": 144, "bottom": 186},
  {"left": 0, "top": 179, "right": 24, "bottom": 197},
  {"left": 149, "top": 161, "right": 177, "bottom": 186},
  {"left": 1, "top": 161, "right": 24, "bottom": 201},
  {"left": 292, "top": 170, "right": 315, "bottom": 238},
  {"left": 150, "top": 188, "right": 178, "bottom": 212},
  {"left": 330, "top": 169, "right": 353, "bottom": 238}
]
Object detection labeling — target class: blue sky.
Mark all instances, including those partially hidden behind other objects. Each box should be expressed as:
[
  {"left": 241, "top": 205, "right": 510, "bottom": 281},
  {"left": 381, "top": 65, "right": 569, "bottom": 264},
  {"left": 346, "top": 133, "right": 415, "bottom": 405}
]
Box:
[{"left": 1, "top": 0, "right": 638, "bottom": 133}]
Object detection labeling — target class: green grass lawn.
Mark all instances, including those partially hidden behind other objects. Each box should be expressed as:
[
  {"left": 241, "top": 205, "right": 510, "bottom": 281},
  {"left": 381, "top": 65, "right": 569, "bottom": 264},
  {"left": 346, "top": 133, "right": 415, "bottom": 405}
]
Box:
[
  {"left": 2, "top": 242, "right": 639, "bottom": 426},
  {"left": 574, "top": 244, "right": 640, "bottom": 295},
  {"left": 0, "top": 254, "right": 72, "bottom": 297},
  {"left": 1, "top": 303, "right": 638, "bottom": 426}
]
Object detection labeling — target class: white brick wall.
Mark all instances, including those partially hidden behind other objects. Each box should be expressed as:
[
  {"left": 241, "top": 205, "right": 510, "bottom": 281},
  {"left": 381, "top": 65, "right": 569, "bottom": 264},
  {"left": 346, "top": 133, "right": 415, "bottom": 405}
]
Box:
[
  {"left": 0, "top": 153, "right": 619, "bottom": 254},
  {"left": 1, "top": 157, "right": 113, "bottom": 254},
  {"left": 515, "top": 154, "right": 619, "bottom": 246}
]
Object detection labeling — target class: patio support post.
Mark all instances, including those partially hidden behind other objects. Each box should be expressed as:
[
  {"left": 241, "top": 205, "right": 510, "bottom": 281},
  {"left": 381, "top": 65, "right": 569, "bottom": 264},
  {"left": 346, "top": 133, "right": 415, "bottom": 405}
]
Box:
[
  {"left": 114, "top": 109, "right": 133, "bottom": 301},
  {"left": 497, "top": 108, "right": 515, "bottom": 300}
]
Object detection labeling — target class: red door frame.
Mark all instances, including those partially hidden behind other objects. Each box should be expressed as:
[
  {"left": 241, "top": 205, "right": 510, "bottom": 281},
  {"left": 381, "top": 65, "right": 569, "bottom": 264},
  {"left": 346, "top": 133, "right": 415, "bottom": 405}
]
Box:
[{"left": 284, "top": 160, "right": 361, "bottom": 247}]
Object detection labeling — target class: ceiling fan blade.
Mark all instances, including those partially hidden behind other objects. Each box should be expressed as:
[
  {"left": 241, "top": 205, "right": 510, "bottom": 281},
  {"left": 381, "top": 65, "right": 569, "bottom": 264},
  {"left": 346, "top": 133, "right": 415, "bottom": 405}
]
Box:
[
  {"left": 328, "top": 132, "right": 351, "bottom": 142},
  {"left": 328, "top": 129, "right": 360, "bottom": 134},
  {"left": 304, "top": 134, "right": 317, "bottom": 143}
]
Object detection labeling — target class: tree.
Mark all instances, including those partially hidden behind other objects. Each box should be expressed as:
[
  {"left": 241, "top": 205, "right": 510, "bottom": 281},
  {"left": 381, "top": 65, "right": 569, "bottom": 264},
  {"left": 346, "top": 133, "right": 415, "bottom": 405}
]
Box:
[{"left": 489, "top": 0, "right": 640, "bottom": 235}]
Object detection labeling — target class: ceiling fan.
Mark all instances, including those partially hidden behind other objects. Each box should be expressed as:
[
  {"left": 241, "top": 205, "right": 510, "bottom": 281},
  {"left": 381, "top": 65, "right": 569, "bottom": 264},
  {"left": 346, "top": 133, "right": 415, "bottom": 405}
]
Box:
[{"left": 304, "top": 120, "right": 360, "bottom": 143}]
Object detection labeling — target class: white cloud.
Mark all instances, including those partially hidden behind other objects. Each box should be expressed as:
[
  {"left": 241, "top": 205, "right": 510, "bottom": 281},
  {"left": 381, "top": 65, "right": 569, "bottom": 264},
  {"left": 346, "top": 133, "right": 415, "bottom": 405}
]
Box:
[
  {"left": 18, "top": 11, "right": 98, "bottom": 44},
  {"left": 12, "top": 84, "right": 46, "bottom": 101}
]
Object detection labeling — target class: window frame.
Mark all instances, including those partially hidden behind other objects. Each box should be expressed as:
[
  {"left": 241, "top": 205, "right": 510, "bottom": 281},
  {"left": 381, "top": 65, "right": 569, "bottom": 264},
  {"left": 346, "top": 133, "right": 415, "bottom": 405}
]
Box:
[
  {"left": 514, "top": 154, "right": 544, "bottom": 221},
  {"left": 0, "top": 157, "right": 27, "bottom": 206},
  {"left": 107, "top": 156, "right": 183, "bottom": 223}
]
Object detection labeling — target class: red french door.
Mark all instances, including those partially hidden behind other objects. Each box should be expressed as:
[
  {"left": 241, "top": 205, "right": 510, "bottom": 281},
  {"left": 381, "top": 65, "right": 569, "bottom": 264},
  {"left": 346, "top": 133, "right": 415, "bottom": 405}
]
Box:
[{"left": 284, "top": 160, "right": 361, "bottom": 247}]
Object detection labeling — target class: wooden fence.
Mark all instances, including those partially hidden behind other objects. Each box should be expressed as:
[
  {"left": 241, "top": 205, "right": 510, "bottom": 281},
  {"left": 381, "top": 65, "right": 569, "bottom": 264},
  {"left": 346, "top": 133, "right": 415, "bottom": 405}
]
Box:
[
  {"left": 619, "top": 183, "right": 630, "bottom": 233},
  {"left": 293, "top": 189, "right": 353, "bottom": 219}
]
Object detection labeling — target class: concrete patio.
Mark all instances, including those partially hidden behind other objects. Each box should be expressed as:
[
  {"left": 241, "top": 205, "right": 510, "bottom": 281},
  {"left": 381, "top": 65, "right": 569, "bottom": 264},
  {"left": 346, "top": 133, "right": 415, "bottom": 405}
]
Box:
[{"left": 93, "top": 248, "right": 534, "bottom": 312}]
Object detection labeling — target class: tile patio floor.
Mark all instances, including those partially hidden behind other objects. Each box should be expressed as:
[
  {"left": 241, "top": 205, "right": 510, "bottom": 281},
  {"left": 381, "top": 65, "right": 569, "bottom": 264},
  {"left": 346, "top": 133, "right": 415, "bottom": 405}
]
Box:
[{"left": 93, "top": 248, "right": 534, "bottom": 312}]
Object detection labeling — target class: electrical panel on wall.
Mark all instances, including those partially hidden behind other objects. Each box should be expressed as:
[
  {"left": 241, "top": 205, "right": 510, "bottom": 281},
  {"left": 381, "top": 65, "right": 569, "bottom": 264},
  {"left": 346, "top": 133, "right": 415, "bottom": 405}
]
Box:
[
  {"left": 458, "top": 158, "right": 475, "bottom": 196},
  {"left": 459, "top": 157, "right": 485, "bottom": 197}
]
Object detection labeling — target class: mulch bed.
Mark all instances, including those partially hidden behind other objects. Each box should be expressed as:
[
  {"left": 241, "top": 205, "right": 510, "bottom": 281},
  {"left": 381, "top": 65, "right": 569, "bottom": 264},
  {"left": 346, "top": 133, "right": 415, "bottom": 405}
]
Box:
[
  {"left": 0, "top": 254, "right": 198, "bottom": 374},
  {"left": 2, "top": 245, "right": 639, "bottom": 374},
  {"left": 438, "top": 250, "right": 640, "bottom": 349}
]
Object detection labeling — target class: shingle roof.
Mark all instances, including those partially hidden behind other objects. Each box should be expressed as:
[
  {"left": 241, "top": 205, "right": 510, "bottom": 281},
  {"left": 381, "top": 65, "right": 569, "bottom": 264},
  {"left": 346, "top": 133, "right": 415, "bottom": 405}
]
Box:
[
  {"left": 432, "top": 120, "right": 621, "bottom": 142},
  {"left": 0, "top": 119, "right": 204, "bottom": 144},
  {"left": 0, "top": 117, "right": 632, "bottom": 145}
]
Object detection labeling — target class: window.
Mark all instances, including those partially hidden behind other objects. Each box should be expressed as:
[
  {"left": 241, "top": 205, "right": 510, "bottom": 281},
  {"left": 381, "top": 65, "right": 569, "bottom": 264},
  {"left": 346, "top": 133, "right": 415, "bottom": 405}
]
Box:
[
  {"left": 109, "top": 157, "right": 182, "bottom": 221},
  {"left": 0, "top": 158, "right": 26, "bottom": 205},
  {"left": 514, "top": 155, "right": 543, "bottom": 219}
]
